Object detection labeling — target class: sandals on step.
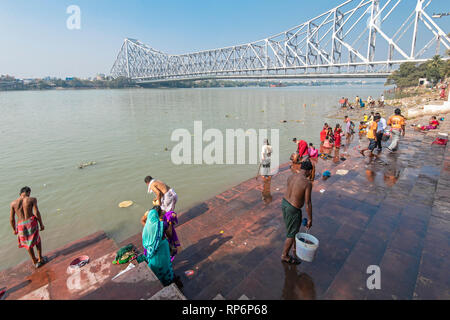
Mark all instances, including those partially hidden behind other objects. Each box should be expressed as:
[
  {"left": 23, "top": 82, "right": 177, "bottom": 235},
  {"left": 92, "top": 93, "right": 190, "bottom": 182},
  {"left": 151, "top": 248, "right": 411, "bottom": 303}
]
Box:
[{"left": 35, "top": 257, "right": 48, "bottom": 268}]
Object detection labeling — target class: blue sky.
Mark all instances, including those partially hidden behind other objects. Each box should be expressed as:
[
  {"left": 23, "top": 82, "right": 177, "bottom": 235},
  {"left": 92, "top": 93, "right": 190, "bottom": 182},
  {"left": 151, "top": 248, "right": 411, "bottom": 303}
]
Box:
[{"left": 0, "top": 0, "right": 448, "bottom": 79}]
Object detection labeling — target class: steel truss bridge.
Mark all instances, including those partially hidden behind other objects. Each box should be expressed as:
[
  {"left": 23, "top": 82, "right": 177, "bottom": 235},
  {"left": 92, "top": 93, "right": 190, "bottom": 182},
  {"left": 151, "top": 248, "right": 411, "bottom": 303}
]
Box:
[{"left": 111, "top": 0, "right": 450, "bottom": 83}]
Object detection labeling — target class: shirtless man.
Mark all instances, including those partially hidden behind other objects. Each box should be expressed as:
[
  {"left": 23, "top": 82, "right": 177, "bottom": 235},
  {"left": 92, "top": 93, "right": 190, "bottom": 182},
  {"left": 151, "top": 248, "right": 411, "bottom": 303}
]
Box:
[
  {"left": 10, "top": 186, "right": 46, "bottom": 268},
  {"left": 145, "top": 176, "right": 178, "bottom": 213},
  {"left": 281, "top": 160, "right": 313, "bottom": 264}
]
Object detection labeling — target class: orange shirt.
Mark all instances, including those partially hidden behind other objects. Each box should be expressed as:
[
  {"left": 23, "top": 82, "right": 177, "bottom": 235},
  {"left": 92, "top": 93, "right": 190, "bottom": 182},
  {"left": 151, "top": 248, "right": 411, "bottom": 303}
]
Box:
[
  {"left": 388, "top": 115, "right": 405, "bottom": 130},
  {"left": 367, "top": 121, "right": 377, "bottom": 140}
]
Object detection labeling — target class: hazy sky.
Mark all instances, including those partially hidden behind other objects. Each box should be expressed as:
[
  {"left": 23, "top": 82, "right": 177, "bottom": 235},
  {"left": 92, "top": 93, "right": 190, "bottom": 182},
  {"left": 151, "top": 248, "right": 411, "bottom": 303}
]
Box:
[{"left": 0, "top": 0, "right": 449, "bottom": 79}]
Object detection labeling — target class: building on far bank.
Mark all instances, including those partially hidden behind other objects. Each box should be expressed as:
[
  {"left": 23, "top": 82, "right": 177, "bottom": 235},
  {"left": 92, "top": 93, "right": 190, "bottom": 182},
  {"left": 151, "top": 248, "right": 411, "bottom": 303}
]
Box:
[
  {"left": 419, "top": 78, "right": 432, "bottom": 87},
  {"left": 0, "top": 75, "right": 24, "bottom": 90}
]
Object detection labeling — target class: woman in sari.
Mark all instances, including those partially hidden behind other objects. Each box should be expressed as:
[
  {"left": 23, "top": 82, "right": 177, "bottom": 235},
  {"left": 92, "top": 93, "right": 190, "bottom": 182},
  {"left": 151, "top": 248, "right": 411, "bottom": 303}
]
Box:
[
  {"left": 141, "top": 206, "right": 174, "bottom": 286},
  {"left": 420, "top": 116, "right": 440, "bottom": 131},
  {"left": 334, "top": 124, "right": 342, "bottom": 149}
]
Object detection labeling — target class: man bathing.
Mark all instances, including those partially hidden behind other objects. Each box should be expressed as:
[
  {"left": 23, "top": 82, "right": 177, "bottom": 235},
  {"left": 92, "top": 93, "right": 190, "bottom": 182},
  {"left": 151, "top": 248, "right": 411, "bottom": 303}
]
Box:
[
  {"left": 145, "top": 176, "right": 178, "bottom": 213},
  {"left": 281, "top": 160, "right": 313, "bottom": 265},
  {"left": 10, "top": 186, "right": 47, "bottom": 268}
]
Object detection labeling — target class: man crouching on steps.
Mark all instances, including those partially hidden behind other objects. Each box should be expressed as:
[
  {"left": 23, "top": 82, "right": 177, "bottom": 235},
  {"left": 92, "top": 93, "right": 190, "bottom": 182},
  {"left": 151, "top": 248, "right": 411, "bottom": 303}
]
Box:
[
  {"left": 10, "top": 186, "right": 47, "bottom": 268},
  {"left": 145, "top": 176, "right": 178, "bottom": 213},
  {"left": 281, "top": 160, "right": 313, "bottom": 264}
]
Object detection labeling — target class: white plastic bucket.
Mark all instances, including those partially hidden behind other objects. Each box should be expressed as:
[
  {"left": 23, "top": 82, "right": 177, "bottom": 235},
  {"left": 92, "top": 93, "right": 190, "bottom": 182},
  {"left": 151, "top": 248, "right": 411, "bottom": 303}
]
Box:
[{"left": 295, "top": 232, "right": 319, "bottom": 262}]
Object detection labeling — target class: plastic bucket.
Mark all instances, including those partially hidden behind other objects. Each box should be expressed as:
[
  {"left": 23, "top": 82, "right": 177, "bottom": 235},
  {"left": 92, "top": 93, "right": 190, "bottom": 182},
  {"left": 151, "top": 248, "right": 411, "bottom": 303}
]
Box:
[{"left": 295, "top": 232, "right": 319, "bottom": 262}]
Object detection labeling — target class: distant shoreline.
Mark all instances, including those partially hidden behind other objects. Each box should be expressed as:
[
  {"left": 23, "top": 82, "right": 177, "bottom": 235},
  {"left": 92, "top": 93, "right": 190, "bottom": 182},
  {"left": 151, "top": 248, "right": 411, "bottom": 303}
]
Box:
[
  {"left": 1, "top": 73, "right": 386, "bottom": 92},
  {"left": 0, "top": 79, "right": 386, "bottom": 92}
]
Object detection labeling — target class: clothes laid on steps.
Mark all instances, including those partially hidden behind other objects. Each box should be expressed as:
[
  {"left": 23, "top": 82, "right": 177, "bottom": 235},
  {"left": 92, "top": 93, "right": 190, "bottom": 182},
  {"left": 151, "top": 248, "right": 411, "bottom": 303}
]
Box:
[
  {"left": 17, "top": 216, "right": 41, "bottom": 250},
  {"left": 142, "top": 208, "right": 174, "bottom": 286},
  {"left": 432, "top": 138, "right": 448, "bottom": 145},
  {"left": 113, "top": 244, "right": 137, "bottom": 264},
  {"left": 163, "top": 211, "right": 180, "bottom": 262}
]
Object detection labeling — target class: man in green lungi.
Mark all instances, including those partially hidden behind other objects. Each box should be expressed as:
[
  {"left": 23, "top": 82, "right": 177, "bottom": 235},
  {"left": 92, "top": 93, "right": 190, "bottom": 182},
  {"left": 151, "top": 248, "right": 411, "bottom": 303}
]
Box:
[{"left": 281, "top": 160, "right": 313, "bottom": 264}]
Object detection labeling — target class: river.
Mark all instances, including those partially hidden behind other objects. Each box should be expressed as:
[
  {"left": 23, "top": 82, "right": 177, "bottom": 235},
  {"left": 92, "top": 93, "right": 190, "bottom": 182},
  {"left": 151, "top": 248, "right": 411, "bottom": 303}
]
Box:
[{"left": 0, "top": 84, "right": 385, "bottom": 270}]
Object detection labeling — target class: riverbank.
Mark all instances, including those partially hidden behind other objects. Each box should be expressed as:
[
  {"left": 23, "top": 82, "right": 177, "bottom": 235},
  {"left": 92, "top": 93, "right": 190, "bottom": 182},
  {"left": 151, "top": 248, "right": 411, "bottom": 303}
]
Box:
[
  {"left": 2, "top": 104, "right": 448, "bottom": 299},
  {"left": 329, "top": 82, "right": 449, "bottom": 121}
]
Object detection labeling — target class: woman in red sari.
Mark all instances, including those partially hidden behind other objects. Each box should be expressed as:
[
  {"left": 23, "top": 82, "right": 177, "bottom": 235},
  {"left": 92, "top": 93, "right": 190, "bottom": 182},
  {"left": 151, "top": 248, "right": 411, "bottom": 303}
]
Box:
[{"left": 334, "top": 124, "right": 342, "bottom": 148}]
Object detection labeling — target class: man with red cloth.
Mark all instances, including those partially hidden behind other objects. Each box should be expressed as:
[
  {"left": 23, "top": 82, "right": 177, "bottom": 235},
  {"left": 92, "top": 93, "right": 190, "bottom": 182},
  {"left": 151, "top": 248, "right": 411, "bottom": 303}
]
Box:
[{"left": 10, "top": 186, "right": 47, "bottom": 268}]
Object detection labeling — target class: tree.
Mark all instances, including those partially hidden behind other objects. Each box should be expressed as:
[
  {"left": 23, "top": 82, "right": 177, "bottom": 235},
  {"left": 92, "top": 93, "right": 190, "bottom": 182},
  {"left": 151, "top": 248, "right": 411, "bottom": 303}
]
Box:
[{"left": 425, "top": 55, "right": 445, "bottom": 85}]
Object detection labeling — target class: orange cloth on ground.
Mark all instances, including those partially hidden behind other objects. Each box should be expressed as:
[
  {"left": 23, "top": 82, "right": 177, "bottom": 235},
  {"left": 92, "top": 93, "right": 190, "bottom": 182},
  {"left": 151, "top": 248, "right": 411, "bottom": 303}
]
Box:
[
  {"left": 388, "top": 115, "right": 405, "bottom": 130},
  {"left": 366, "top": 122, "right": 377, "bottom": 140}
]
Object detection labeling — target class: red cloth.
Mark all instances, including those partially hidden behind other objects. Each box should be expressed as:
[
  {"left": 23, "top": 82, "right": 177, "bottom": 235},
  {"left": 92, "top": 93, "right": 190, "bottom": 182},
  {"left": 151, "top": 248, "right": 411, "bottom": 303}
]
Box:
[
  {"left": 432, "top": 138, "right": 447, "bottom": 145},
  {"left": 297, "top": 140, "right": 308, "bottom": 157},
  {"left": 17, "top": 216, "right": 41, "bottom": 250},
  {"left": 320, "top": 129, "right": 327, "bottom": 142},
  {"left": 334, "top": 129, "right": 342, "bottom": 148}
]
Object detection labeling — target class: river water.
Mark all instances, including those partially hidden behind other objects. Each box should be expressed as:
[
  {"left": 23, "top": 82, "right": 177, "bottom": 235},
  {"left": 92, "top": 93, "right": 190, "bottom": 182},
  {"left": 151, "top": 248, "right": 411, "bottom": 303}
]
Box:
[{"left": 0, "top": 85, "right": 385, "bottom": 270}]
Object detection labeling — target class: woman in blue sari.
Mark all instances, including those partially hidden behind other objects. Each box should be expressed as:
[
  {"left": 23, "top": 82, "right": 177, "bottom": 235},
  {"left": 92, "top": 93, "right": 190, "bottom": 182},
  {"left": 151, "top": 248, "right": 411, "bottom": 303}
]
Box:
[{"left": 142, "top": 206, "right": 174, "bottom": 286}]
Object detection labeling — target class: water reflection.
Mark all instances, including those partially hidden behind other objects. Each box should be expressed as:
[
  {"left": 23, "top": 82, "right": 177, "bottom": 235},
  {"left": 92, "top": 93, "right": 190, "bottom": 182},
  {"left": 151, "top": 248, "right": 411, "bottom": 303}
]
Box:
[
  {"left": 333, "top": 146, "right": 340, "bottom": 163},
  {"left": 281, "top": 263, "right": 316, "bottom": 300},
  {"left": 261, "top": 176, "right": 273, "bottom": 204},
  {"left": 383, "top": 167, "right": 401, "bottom": 187},
  {"left": 364, "top": 166, "right": 401, "bottom": 187}
]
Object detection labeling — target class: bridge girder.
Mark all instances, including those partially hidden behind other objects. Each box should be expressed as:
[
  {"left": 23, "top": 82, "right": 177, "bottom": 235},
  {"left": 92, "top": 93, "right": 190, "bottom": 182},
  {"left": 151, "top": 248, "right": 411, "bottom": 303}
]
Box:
[{"left": 111, "top": 0, "right": 450, "bottom": 82}]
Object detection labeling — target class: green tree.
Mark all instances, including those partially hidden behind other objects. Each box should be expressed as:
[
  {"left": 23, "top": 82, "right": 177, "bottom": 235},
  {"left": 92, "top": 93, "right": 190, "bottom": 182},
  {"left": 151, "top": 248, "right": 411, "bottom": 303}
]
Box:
[{"left": 425, "top": 55, "right": 445, "bottom": 85}]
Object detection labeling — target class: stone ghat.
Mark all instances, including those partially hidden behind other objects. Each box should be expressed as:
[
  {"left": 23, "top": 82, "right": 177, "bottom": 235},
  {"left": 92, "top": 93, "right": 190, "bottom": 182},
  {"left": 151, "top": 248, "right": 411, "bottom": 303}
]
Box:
[{"left": 1, "top": 113, "right": 449, "bottom": 300}]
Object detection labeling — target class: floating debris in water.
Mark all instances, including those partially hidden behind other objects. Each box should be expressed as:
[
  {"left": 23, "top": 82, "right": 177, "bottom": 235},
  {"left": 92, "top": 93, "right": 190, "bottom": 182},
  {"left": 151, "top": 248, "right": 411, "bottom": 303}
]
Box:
[
  {"left": 119, "top": 200, "right": 133, "bottom": 208},
  {"left": 78, "top": 161, "right": 96, "bottom": 169},
  {"left": 164, "top": 147, "right": 169, "bottom": 151}
]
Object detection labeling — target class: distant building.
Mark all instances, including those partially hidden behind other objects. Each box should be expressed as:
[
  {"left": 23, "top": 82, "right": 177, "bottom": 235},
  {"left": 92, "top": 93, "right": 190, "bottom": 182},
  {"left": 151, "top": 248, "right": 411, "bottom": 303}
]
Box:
[
  {"left": 66, "top": 77, "right": 75, "bottom": 81},
  {"left": 419, "top": 78, "right": 431, "bottom": 87},
  {"left": 96, "top": 74, "right": 106, "bottom": 80},
  {"left": 22, "top": 79, "right": 36, "bottom": 85},
  {"left": 0, "top": 75, "right": 24, "bottom": 90}
]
